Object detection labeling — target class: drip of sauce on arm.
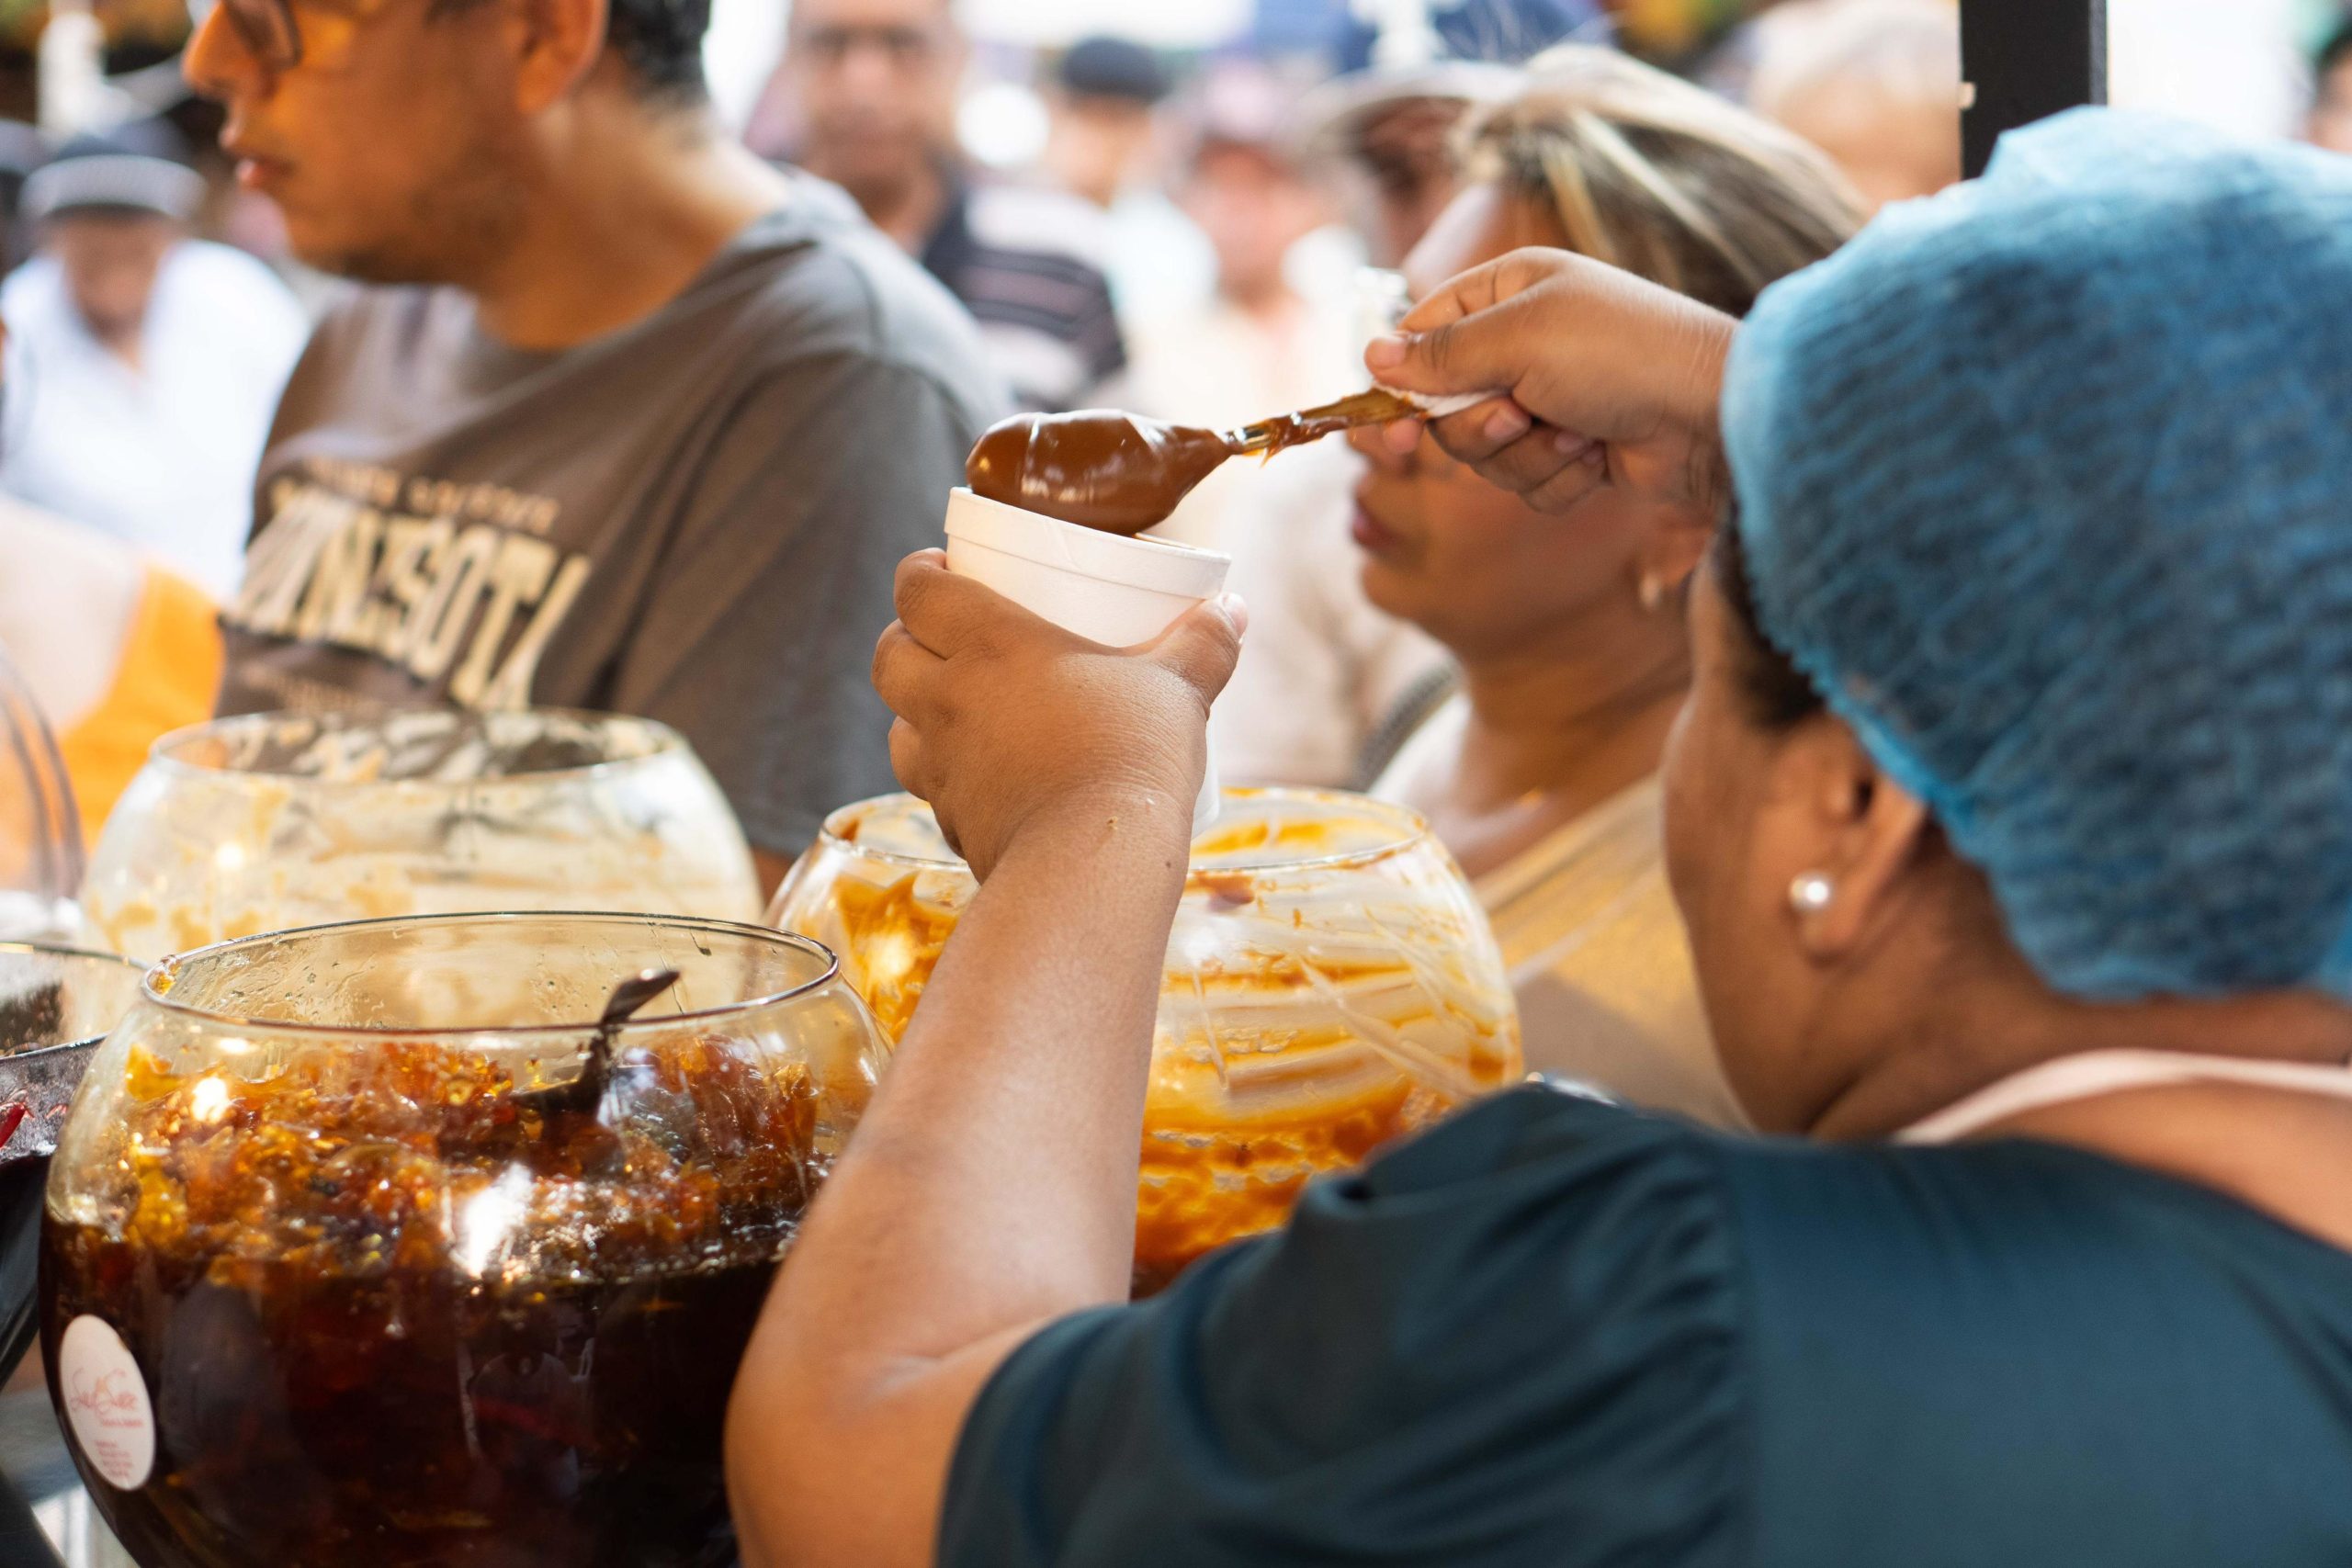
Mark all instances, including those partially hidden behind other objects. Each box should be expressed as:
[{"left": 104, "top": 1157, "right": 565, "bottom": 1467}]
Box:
[{"left": 964, "top": 391, "right": 1419, "bottom": 536}]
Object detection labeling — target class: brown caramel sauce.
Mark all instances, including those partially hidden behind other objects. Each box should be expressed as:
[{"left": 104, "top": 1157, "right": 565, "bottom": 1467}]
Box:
[
  {"left": 1190, "top": 872, "right": 1258, "bottom": 910},
  {"left": 821, "top": 869, "right": 1513, "bottom": 1295},
  {"left": 831, "top": 874, "right": 965, "bottom": 1039},
  {"left": 964, "top": 390, "right": 1419, "bottom": 535},
  {"left": 966, "top": 412, "right": 1234, "bottom": 535},
  {"left": 1131, "top": 1078, "right": 1442, "bottom": 1297}
]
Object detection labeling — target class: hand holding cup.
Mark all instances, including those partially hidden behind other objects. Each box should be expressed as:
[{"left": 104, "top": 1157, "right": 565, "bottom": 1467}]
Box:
[{"left": 872, "top": 551, "right": 1245, "bottom": 879}]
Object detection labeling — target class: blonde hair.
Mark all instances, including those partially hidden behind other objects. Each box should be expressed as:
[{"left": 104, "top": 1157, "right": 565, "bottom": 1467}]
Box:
[{"left": 1464, "top": 46, "right": 1865, "bottom": 318}]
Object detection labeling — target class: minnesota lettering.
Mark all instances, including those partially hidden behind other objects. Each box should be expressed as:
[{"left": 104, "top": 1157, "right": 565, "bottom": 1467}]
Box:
[{"left": 231, "top": 471, "right": 590, "bottom": 709}]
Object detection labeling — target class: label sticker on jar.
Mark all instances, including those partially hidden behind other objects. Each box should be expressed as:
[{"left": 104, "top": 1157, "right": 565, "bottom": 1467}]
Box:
[{"left": 58, "top": 1315, "right": 155, "bottom": 1491}]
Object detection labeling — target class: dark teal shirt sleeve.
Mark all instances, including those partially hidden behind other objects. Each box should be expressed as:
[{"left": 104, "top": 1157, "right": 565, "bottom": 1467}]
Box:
[{"left": 939, "top": 1089, "right": 1752, "bottom": 1568}]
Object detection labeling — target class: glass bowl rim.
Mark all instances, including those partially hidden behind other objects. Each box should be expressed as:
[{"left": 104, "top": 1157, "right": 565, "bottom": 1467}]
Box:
[
  {"left": 141, "top": 912, "right": 848, "bottom": 1039},
  {"left": 809, "top": 788, "right": 1436, "bottom": 877},
  {"left": 0, "top": 942, "right": 145, "bottom": 1062},
  {"left": 141, "top": 707, "right": 697, "bottom": 792}
]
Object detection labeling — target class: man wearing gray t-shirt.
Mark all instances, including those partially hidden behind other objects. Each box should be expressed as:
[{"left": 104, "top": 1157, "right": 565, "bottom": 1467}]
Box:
[{"left": 186, "top": 0, "right": 1001, "bottom": 885}]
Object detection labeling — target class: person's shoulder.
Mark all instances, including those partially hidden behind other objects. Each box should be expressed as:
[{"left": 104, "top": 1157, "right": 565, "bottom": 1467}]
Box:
[
  {"left": 1363, "top": 687, "right": 1467, "bottom": 803},
  {"left": 1257, "top": 1087, "right": 1747, "bottom": 1352},
  {"left": 305, "top": 276, "right": 434, "bottom": 332},
  {"left": 1325, "top": 1081, "right": 1733, "bottom": 1217},
  {"left": 166, "top": 239, "right": 295, "bottom": 294},
  {"left": 949, "top": 179, "right": 1122, "bottom": 338},
  {"left": 945, "top": 1090, "right": 1753, "bottom": 1568},
  {"left": 961, "top": 179, "right": 1117, "bottom": 275},
  {"left": 1, "top": 253, "right": 66, "bottom": 319},
  {"left": 164, "top": 242, "right": 311, "bottom": 350},
  {"left": 288, "top": 278, "right": 463, "bottom": 378},
  {"left": 0, "top": 500, "right": 144, "bottom": 724},
  {"left": 0, "top": 494, "right": 141, "bottom": 586},
  {"left": 713, "top": 178, "right": 1001, "bottom": 411}
]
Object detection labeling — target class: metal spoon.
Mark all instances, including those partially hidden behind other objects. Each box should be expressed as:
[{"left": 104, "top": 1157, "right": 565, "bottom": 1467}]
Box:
[{"left": 514, "top": 966, "right": 682, "bottom": 1124}]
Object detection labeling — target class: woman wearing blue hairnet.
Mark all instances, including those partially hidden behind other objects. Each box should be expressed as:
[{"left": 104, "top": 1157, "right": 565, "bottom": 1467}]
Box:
[{"left": 729, "top": 111, "right": 2352, "bottom": 1567}]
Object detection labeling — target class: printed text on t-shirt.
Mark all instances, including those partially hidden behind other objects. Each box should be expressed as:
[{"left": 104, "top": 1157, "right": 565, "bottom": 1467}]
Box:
[{"left": 229, "top": 468, "right": 590, "bottom": 708}]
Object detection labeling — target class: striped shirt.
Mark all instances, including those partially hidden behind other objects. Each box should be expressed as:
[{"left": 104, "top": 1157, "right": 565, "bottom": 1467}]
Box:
[{"left": 921, "top": 177, "right": 1126, "bottom": 412}]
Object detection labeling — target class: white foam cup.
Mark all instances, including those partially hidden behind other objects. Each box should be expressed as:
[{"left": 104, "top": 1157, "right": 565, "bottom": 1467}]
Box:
[{"left": 943, "top": 487, "right": 1233, "bottom": 833}]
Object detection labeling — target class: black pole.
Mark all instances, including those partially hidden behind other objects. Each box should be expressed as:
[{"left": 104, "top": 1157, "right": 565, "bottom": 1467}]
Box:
[{"left": 1960, "top": 0, "right": 2109, "bottom": 177}]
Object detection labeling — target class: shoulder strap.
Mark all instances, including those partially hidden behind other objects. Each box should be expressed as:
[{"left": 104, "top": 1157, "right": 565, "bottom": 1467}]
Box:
[{"left": 1901, "top": 1049, "right": 2352, "bottom": 1145}]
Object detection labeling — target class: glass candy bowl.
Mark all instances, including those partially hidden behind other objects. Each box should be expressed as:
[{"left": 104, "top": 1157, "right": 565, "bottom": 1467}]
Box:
[
  {"left": 0, "top": 648, "right": 90, "bottom": 943},
  {"left": 41, "top": 913, "right": 886, "bottom": 1568},
  {"left": 1, "top": 945, "right": 144, "bottom": 1386},
  {"left": 772, "top": 790, "right": 1522, "bottom": 1293},
  {"left": 83, "top": 709, "right": 763, "bottom": 963}
]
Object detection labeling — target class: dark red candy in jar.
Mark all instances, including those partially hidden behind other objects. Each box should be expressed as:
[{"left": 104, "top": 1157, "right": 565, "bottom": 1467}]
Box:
[{"left": 41, "top": 913, "right": 887, "bottom": 1568}]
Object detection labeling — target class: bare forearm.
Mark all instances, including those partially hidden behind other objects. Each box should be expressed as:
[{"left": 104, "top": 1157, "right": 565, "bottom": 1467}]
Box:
[
  {"left": 729, "top": 789, "right": 1191, "bottom": 1565},
  {"left": 789, "top": 790, "right": 1188, "bottom": 1330}
]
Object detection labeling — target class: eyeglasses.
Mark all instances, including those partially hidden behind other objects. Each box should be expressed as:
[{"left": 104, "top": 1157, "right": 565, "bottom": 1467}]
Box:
[
  {"left": 189, "top": 0, "right": 303, "bottom": 71},
  {"left": 796, "top": 24, "right": 941, "bottom": 69}
]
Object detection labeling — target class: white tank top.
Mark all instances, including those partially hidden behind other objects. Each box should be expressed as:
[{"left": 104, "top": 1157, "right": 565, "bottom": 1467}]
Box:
[{"left": 1901, "top": 1048, "right": 2352, "bottom": 1145}]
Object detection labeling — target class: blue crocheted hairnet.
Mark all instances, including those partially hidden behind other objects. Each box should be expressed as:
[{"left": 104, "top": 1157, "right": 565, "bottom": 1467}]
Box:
[{"left": 1723, "top": 107, "right": 2352, "bottom": 1002}]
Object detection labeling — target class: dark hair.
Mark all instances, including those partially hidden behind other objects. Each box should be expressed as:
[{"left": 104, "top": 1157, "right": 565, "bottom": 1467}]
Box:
[
  {"left": 430, "top": 0, "right": 710, "bottom": 101},
  {"left": 1713, "top": 523, "right": 1823, "bottom": 730},
  {"left": 2320, "top": 16, "right": 2352, "bottom": 84},
  {"left": 1058, "top": 36, "right": 1171, "bottom": 106},
  {"left": 604, "top": 0, "right": 711, "bottom": 102}
]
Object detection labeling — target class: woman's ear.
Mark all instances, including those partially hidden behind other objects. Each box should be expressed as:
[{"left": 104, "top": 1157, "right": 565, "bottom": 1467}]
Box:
[
  {"left": 1639, "top": 502, "right": 1719, "bottom": 605},
  {"left": 1782, "top": 718, "right": 1932, "bottom": 961}
]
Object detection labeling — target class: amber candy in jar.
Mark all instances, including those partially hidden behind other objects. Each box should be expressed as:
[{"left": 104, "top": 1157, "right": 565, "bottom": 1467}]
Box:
[
  {"left": 41, "top": 913, "right": 886, "bottom": 1568},
  {"left": 771, "top": 789, "right": 1522, "bottom": 1295}
]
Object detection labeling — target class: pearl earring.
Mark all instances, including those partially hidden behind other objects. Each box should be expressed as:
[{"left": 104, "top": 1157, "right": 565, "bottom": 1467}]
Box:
[
  {"left": 1638, "top": 574, "right": 1667, "bottom": 613},
  {"left": 1789, "top": 873, "right": 1836, "bottom": 915}
]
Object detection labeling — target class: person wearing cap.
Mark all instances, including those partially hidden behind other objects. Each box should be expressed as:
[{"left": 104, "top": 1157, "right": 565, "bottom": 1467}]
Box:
[
  {"left": 184, "top": 0, "right": 998, "bottom": 889},
  {"left": 0, "top": 133, "right": 306, "bottom": 599},
  {"left": 1305, "top": 0, "right": 1606, "bottom": 266},
  {"left": 1046, "top": 34, "right": 1216, "bottom": 329},
  {"left": 727, "top": 111, "right": 2352, "bottom": 1566},
  {"left": 1046, "top": 35, "right": 1176, "bottom": 212},
  {"left": 764, "top": 0, "right": 1126, "bottom": 412}
]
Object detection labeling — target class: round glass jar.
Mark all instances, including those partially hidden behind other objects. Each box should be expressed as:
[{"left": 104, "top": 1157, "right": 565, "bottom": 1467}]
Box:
[
  {"left": 42, "top": 913, "right": 885, "bottom": 1567},
  {"left": 0, "top": 648, "right": 89, "bottom": 943},
  {"left": 1, "top": 945, "right": 143, "bottom": 1386},
  {"left": 771, "top": 789, "right": 1522, "bottom": 1293},
  {"left": 83, "top": 709, "right": 763, "bottom": 963}
]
